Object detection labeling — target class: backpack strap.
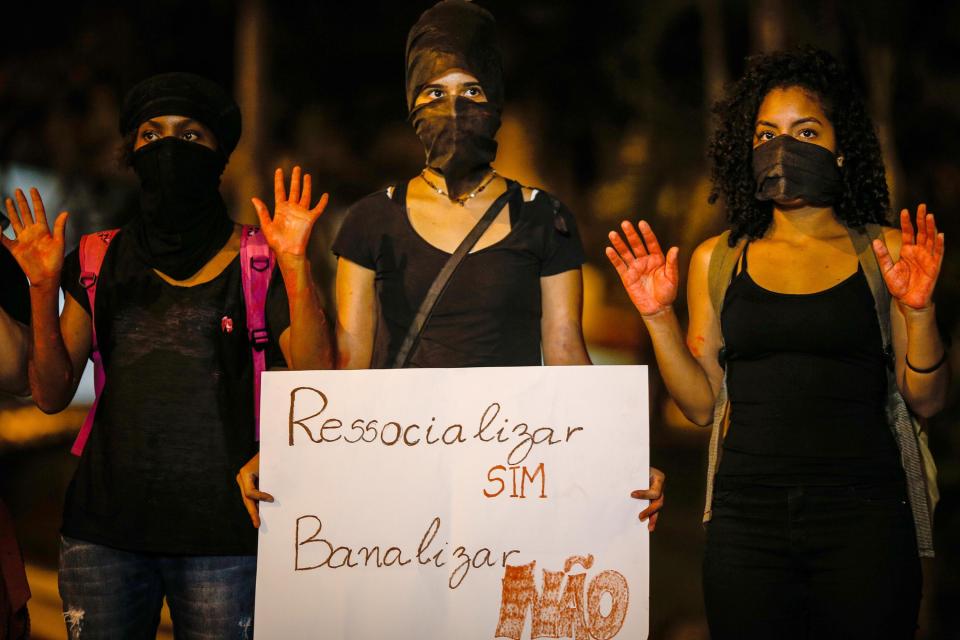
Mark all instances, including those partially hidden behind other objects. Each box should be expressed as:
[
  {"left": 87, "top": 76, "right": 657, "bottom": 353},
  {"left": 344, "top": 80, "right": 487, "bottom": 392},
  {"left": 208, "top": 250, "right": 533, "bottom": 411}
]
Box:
[
  {"left": 240, "top": 225, "right": 276, "bottom": 441},
  {"left": 702, "top": 230, "right": 745, "bottom": 522},
  {"left": 706, "top": 230, "right": 744, "bottom": 324},
  {"left": 849, "top": 224, "right": 895, "bottom": 367},
  {"left": 71, "top": 229, "right": 120, "bottom": 456},
  {"left": 706, "top": 230, "right": 746, "bottom": 368}
]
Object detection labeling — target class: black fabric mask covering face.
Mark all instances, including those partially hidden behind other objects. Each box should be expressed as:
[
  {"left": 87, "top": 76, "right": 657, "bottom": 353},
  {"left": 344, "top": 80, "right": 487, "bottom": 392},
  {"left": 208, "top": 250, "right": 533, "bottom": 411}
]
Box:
[
  {"left": 129, "top": 137, "right": 234, "bottom": 280},
  {"left": 752, "top": 134, "right": 842, "bottom": 207},
  {"left": 410, "top": 96, "right": 501, "bottom": 200}
]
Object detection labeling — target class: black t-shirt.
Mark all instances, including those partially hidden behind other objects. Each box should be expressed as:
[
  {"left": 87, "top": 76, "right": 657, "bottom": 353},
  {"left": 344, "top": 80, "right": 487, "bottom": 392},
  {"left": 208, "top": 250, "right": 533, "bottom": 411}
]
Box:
[
  {"left": 0, "top": 246, "right": 29, "bottom": 324},
  {"left": 332, "top": 183, "right": 585, "bottom": 368},
  {"left": 60, "top": 227, "right": 290, "bottom": 555}
]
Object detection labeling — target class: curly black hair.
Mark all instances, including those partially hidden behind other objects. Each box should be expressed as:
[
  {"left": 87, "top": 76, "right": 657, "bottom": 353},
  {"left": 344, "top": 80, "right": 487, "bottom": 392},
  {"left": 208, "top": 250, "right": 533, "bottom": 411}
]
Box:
[{"left": 708, "top": 47, "right": 890, "bottom": 245}]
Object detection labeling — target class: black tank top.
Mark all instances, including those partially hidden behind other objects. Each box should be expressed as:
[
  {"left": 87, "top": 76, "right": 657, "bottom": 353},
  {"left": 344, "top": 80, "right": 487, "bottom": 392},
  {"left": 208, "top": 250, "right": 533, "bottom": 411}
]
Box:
[{"left": 717, "top": 242, "right": 902, "bottom": 486}]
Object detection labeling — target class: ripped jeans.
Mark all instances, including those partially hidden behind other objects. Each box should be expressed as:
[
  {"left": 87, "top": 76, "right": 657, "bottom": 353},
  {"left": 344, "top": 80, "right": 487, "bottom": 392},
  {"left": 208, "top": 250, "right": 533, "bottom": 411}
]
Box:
[{"left": 58, "top": 535, "right": 255, "bottom": 640}]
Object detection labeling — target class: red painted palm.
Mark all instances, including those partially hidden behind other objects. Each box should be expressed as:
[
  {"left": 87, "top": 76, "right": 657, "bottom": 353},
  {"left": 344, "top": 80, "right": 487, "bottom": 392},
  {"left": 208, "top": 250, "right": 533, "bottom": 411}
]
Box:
[
  {"left": 872, "top": 205, "right": 945, "bottom": 310},
  {"left": 605, "top": 220, "right": 680, "bottom": 316}
]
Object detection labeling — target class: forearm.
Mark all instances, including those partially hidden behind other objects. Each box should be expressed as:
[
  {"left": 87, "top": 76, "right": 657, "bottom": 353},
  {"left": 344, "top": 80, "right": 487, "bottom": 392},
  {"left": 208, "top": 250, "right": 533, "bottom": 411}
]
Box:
[
  {"left": 899, "top": 303, "right": 949, "bottom": 416},
  {"left": 27, "top": 283, "right": 75, "bottom": 412},
  {"left": 643, "top": 307, "right": 717, "bottom": 425},
  {"left": 542, "top": 322, "right": 592, "bottom": 366},
  {"left": 0, "top": 310, "right": 28, "bottom": 395},
  {"left": 333, "top": 321, "right": 372, "bottom": 369},
  {"left": 279, "top": 257, "right": 333, "bottom": 370}
]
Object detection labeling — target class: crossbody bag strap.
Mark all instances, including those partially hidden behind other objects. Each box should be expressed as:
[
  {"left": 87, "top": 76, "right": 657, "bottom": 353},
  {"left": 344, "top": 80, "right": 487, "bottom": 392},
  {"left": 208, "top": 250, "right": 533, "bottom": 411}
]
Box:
[{"left": 392, "top": 180, "right": 520, "bottom": 368}]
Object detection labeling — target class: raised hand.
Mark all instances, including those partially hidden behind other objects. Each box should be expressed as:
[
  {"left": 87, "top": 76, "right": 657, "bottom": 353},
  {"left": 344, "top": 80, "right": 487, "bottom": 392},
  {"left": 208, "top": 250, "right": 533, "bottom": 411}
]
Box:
[
  {"left": 605, "top": 220, "right": 680, "bottom": 316},
  {"left": 1, "top": 188, "right": 69, "bottom": 289},
  {"left": 251, "top": 167, "right": 329, "bottom": 260},
  {"left": 872, "top": 204, "right": 945, "bottom": 310}
]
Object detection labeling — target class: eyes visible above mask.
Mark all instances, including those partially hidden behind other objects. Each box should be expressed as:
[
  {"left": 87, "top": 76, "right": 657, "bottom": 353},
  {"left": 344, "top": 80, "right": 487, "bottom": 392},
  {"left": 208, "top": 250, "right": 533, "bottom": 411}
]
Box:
[
  {"left": 134, "top": 116, "right": 219, "bottom": 153},
  {"left": 413, "top": 71, "right": 488, "bottom": 108},
  {"left": 755, "top": 126, "right": 821, "bottom": 145}
]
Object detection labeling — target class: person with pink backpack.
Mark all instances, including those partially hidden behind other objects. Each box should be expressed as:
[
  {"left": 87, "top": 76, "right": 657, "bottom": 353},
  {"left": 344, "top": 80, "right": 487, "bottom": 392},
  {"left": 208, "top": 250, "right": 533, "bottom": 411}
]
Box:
[{"left": 1, "top": 72, "right": 332, "bottom": 639}]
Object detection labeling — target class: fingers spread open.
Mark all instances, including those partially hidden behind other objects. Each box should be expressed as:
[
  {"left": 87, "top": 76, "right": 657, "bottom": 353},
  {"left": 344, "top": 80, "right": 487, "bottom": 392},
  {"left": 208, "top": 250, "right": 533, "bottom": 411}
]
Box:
[
  {"left": 621, "top": 220, "right": 648, "bottom": 257},
  {"left": 605, "top": 246, "right": 629, "bottom": 276},
  {"left": 5, "top": 198, "right": 23, "bottom": 234},
  {"left": 638, "top": 221, "right": 663, "bottom": 257},
  {"left": 274, "top": 168, "right": 287, "bottom": 205},
  {"left": 924, "top": 212, "right": 937, "bottom": 253},
  {"left": 14, "top": 189, "right": 34, "bottom": 226},
  {"left": 299, "top": 173, "right": 312, "bottom": 208},
  {"left": 665, "top": 246, "right": 680, "bottom": 284},
  {"left": 899, "top": 209, "right": 914, "bottom": 246},
  {"left": 608, "top": 230, "right": 635, "bottom": 263},
  {"left": 311, "top": 192, "right": 330, "bottom": 217},
  {"left": 915, "top": 204, "right": 928, "bottom": 248},
  {"left": 52, "top": 211, "right": 69, "bottom": 242},
  {"left": 872, "top": 238, "right": 895, "bottom": 274},
  {"left": 289, "top": 166, "right": 302, "bottom": 205},
  {"left": 251, "top": 197, "right": 271, "bottom": 229},
  {"left": 30, "top": 188, "right": 48, "bottom": 228}
]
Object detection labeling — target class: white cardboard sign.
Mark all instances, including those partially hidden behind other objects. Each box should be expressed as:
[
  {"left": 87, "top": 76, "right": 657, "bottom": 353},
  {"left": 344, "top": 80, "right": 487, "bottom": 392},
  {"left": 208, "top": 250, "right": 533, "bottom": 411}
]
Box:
[{"left": 255, "top": 366, "right": 649, "bottom": 640}]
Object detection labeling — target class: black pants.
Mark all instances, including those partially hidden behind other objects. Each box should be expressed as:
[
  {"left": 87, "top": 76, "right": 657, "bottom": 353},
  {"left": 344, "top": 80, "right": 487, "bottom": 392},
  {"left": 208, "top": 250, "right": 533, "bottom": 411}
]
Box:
[{"left": 703, "top": 481, "right": 921, "bottom": 640}]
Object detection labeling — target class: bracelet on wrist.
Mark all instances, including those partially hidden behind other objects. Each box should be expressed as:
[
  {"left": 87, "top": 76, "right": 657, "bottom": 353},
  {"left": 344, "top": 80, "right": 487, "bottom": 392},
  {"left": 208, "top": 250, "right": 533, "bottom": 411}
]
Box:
[{"left": 905, "top": 351, "right": 948, "bottom": 374}]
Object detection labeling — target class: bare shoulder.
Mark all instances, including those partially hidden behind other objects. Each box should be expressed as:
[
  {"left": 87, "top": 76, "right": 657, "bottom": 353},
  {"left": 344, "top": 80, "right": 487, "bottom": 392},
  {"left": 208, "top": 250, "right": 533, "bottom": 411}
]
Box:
[
  {"left": 521, "top": 186, "right": 537, "bottom": 202},
  {"left": 690, "top": 234, "right": 724, "bottom": 272}
]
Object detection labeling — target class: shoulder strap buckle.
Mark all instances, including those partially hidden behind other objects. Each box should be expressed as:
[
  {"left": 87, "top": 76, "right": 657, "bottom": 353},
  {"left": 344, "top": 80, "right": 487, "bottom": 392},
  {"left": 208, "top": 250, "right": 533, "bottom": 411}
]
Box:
[{"left": 250, "top": 256, "right": 271, "bottom": 272}]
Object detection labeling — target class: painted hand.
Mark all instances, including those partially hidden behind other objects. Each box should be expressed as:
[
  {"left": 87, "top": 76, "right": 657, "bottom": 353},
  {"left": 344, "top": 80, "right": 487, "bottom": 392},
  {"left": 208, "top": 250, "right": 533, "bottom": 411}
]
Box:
[
  {"left": 251, "top": 166, "right": 329, "bottom": 261},
  {"left": 1, "top": 188, "right": 69, "bottom": 289},
  {"left": 872, "top": 204, "right": 944, "bottom": 310},
  {"left": 236, "top": 452, "right": 274, "bottom": 529},
  {"left": 605, "top": 221, "right": 679, "bottom": 317},
  {"left": 631, "top": 467, "right": 665, "bottom": 532}
]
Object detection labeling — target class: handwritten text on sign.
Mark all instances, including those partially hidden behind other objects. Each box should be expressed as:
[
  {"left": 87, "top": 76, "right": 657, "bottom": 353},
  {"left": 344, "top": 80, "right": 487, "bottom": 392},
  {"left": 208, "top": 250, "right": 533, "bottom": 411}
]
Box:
[{"left": 255, "top": 366, "right": 649, "bottom": 639}]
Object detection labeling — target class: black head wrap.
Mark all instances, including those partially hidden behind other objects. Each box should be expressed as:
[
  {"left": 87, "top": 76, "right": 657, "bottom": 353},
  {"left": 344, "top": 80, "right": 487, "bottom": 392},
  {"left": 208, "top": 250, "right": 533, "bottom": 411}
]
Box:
[
  {"left": 119, "top": 72, "right": 239, "bottom": 280},
  {"left": 405, "top": 0, "right": 503, "bottom": 112},
  {"left": 119, "top": 72, "right": 241, "bottom": 157}
]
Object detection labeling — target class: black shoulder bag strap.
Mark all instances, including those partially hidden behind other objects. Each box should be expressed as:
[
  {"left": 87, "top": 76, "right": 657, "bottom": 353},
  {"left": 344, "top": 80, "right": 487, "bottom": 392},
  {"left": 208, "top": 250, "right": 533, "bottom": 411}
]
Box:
[{"left": 392, "top": 179, "right": 520, "bottom": 368}]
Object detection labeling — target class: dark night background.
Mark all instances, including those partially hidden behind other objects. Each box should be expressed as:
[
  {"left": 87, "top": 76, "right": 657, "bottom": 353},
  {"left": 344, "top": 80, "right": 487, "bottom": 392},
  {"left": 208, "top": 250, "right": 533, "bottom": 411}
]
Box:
[{"left": 1, "top": 1, "right": 959, "bottom": 638}]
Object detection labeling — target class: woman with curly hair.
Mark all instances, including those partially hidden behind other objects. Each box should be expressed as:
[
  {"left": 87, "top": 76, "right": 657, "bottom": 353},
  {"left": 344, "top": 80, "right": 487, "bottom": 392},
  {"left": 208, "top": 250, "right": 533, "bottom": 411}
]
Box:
[{"left": 606, "top": 48, "right": 947, "bottom": 638}]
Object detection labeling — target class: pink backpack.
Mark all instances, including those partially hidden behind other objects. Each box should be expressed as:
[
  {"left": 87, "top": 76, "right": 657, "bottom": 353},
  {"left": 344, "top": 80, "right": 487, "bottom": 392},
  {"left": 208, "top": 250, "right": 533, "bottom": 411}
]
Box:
[{"left": 70, "top": 226, "right": 275, "bottom": 455}]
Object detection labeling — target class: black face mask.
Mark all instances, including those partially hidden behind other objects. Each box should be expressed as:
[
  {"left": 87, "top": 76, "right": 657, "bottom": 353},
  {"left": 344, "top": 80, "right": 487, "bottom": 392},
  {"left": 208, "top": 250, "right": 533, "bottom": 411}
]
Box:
[
  {"left": 129, "top": 137, "right": 234, "bottom": 280},
  {"left": 752, "top": 135, "right": 843, "bottom": 207},
  {"left": 410, "top": 96, "right": 500, "bottom": 200}
]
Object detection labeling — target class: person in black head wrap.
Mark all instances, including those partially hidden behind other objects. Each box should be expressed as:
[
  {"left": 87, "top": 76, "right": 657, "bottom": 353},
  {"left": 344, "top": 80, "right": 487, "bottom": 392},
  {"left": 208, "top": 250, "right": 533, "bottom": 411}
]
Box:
[
  {"left": 405, "top": 0, "right": 504, "bottom": 201},
  {"left": 331, "top": 0, "right": 664, "bottom": 527},
  {"left": 2, "top": 71, "right": 333, "bottom": 638},
  {"left": 118, "top": 72, "right": 241, "bottom": 280}
]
